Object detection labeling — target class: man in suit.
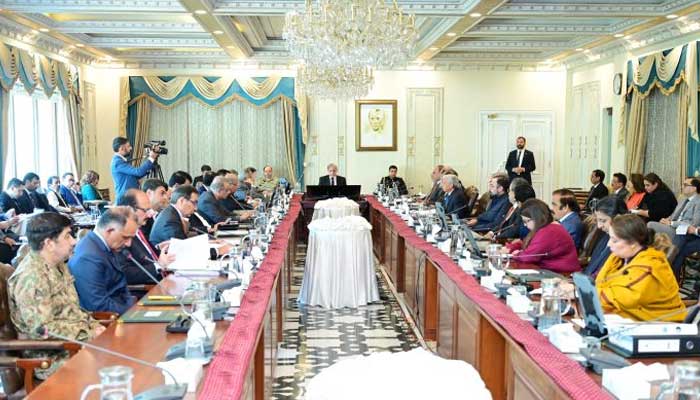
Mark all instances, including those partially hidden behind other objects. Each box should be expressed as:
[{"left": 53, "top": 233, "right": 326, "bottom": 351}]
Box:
[
  {"left": 318, "top": 163, "right": 347, "bottom": 186},
  {"left": 468, "top": 176, "right": 510, "bottom": 232},
  {"left": 424, "top": 164, "right": 445, "bottom": 206},
  {"left": 585, "top": 169, "right": 609, "bottom": 211},
  {"left": 117, "top": 189, "right": 175, "bottom": 287},
  {"left": 611, "top": 173, "right": 630, "bottom": 201},
  {"left": 110, "top": 136, "right": 159, "bottom": 201},
  {"left": 0, "top": 213, "right": 20, "bottom": 264},
  {"left": 59, "top": 173, "right": 83, "bottom": 208},
  {"left": 379, "top": 165, "right": 408, "bottom": 195},
  {"left": 0, "top": 178, "right": 27, "bottom": 215},
  {"left": 141, "top": 179, "right": 169, "bottom": 239},
  {"left": 551, "top": 189, "right": 584, "bottom": 249},
  {"left": 19, "top": 173, "right": 55, "bottom": 213},
  {"left": 649, "top": 177, "right": 700, "bottom": 242},
  {"left": 46, "top": 176, "right": 73, "bottom": 213},
  {"left": 68, "top": 207, "right": 138, "bottom": 315},
  {"left": 505, "top": 136, "right": 536, "bottom": 185},
  {"left": 198, "top": 176, "right": 253, "bottom": 225},
  {"left": 193, "top": 164, "right": 212, "bottom": 189},
  {"left": 222, "top": 172, "right": 253, "bottom": 212},
  {"left": 440, "top": 174, "right": 469, "bottom": 219}
]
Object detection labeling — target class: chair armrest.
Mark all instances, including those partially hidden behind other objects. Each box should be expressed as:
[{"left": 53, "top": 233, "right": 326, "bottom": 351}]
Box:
[
  {"left": 0, "top": 340, "right": 81, "bottom": 357},
  {"left": 91, "top": 311, "right": 118, "bottom": 321},
  {"left": 16, "top": 358, "right": 52, "bottom": 394}
]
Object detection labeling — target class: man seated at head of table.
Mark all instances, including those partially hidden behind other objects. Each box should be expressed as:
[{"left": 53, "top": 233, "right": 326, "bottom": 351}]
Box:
[
  {"left": 503, "top": 199, "right": 580, "bottom": 273},
  {"left": 318, "top": 163, "right": 347, "bottom": 186},
  {"left": 379, "top": 165, "right": 408, "bottom": 196},
  {"left": 440, "top": 174, "right": 469, "bottom": 219},
  {"left": 69, "top": 207, "right": 138, "bottom": 315},
  {"left": 596, "top": 214, "right": 685, "bottom": 321},
  {"left": 198, "top": 176, "right": 254, "bottom": 225},
  {"left": 8, "top": 212, "right": 105, "bottom": 379},
  {"left": 117, "top": 189, "right": 175, "bottom": 287},
  {"left": 141, "top": 178, "right": 169, "bottom": 239},
  {"left": 467, "top": 175, "right": 510, "bottom": 233},
  {"left": 149, "top": 185, "right": 233, "bottom": 255}
]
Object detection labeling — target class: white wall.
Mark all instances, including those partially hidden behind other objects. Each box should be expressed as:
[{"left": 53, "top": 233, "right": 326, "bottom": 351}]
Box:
[{"left": 82, "top": 67, "right": 567, "bottom": 197}]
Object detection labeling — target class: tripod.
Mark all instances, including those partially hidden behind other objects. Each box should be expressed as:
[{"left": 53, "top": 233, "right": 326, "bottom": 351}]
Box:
[{"left": 148, "top": 160, "right": 165, "bottom": 182}]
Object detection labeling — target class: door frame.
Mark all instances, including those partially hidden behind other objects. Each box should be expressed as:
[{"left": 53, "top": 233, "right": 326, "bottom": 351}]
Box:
[{"left": 478, "top": 110, "right": 555, "bottom": 200}]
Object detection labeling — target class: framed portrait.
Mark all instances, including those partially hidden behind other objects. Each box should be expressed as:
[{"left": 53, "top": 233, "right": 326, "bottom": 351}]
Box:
[{"left": 355, "top": 100, "right": 397, "bottom": 151}]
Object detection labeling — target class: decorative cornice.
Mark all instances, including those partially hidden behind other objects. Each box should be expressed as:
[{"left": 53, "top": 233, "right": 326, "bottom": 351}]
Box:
[
  {"left": 433, "top": 51, "right": 543, "bottom": 61},
  {"left": 493, "top": 0, "right": 698, "bottom": 17},
  {"left": 413, "top": 16, "right": 461, "bottom": 55},
  {"left": 212, "top": 0, "right": 479, "bottom": 16},
  {"left": 89, "top": 36, "right": 218, "bottom": 48},
  {"left": 447, "top": 39, "right": 571, "bottom": 51},
  {"left": 55, "top": 21, "right": 205, "bottom": 34},
  {"left": 467, "top": 23, "right": 614, "bottom": 36},
  {"left": 0, "top": 0, "right": 184, "bottom": 13},
  {"left": 235, "top": 16, "right": 268, "bottom": 48}
]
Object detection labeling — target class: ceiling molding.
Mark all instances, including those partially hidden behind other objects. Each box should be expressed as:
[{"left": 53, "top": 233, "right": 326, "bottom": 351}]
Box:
[
  {"left": 234, "top": 16, "right": 268, "bottom": 48},
  {"left": 0, "top": 0, "right": 185, "bottom": 13},
  {"left": 89, "top": 36, "right": 218, "bottom": 48},
  {"left": 447, "top": 39, "right": 572, "bottom": 51},
  {"left": 56, "top": 21, "right": 205, "bottom": 34},
  {"left": 493, "top": 0, "right": 698, "bottom": 17},
  {"left": 211, "top": 0, "right": 481, "bottom": 16}
]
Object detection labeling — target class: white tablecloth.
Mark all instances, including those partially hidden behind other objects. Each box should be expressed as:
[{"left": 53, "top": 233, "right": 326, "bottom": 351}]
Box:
[
  {"left": 305, "top": 348, "right": 492, "bottom": 400},
  {"left": 312, "top": 197, "right": 360, "bottom": 220},
  {"left": 298, "top": 216, "right": 379, "bottom": 308}
]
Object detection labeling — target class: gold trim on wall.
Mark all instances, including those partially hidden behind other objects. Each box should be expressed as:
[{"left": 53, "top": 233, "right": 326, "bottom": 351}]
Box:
[{"left": 355, "top": 99, "right": 398, "bottom": 152}]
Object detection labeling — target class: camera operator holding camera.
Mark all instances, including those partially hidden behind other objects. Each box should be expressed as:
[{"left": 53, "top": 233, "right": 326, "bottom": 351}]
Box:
[{"left": 110, "top": 137, "right": 161, "bottom": 201}]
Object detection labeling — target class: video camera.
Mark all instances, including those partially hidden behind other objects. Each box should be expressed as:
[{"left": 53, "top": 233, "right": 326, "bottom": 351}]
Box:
[{"left": 144, "top": 140, "right": 168, "bottom": 155}]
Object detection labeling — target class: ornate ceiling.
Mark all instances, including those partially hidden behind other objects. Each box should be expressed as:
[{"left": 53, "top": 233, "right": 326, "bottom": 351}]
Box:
[{"left": 0, "top": 0, "right": 699, "bottom": 69}]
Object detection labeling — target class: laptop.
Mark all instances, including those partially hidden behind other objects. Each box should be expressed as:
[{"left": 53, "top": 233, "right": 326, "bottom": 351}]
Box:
[{"left": 573, "top": 272, "right": 608, "bottom": 337}]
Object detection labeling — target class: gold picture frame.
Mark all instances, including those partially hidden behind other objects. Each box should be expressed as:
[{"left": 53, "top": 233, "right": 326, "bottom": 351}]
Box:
[{"left": 355, "top": 99, "right": 398, "bottom": 151}]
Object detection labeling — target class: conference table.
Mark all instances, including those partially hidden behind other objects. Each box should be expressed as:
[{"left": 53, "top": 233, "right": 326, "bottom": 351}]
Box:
[{"left": 26, "top": 196, "right": 302, "bottom": 400}]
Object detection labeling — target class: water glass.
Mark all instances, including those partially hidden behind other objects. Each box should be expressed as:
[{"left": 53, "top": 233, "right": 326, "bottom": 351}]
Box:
[
  {"left": 657, "top": 361, "right": 700, "bottom": 400},
  {"left": 80, "top": 366, "right": 133, "bottom": 400}
]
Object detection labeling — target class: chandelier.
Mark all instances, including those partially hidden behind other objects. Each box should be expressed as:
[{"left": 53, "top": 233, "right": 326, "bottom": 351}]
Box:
[
  {"left": 284, "top": 0, "right": 417, "bottom": 98},
  {"left": 297, "top": 64, "right": 374, "bottom": 99}
]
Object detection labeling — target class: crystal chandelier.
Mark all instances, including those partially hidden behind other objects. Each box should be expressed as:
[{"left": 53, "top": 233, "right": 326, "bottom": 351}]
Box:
[
  {"left": 284, "top": 0, "right": 417, "bottom": 98},
  {"left": 297, "top": 64, "right": 374, "bottom": 99}
]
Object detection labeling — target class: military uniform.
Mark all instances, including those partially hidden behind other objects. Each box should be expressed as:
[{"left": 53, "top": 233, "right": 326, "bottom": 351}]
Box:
[
  {"left": 8, "top": 251, "right": 102, "bottom": 379},
  {"left": 256, "top": 177, "right": 280, "bottom": 192}
]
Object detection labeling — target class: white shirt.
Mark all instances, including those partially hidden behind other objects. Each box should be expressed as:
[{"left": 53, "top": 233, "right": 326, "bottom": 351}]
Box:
[
  {"left": 93, "top": 230, "right": 112, "bottom": 252},
  {"left": 330, "top": 176, "right": 336, "bottom": 186},
  {"left": 517, "top": 149, "right": 524, "bottom": 167},
  {"left": 558, "top": 211, "right": 574, "bottom": 224},
  {"left": 46, "top": 189, "right": 71, "bottom": 213}
]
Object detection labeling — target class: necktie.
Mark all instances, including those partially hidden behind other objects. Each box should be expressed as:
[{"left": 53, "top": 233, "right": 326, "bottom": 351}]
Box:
[
  {"left": 517, "top": 150, "right": 523, "bottom": 167},
  {"left": 331, "top": 177, "right": 336, "bottom": 186},
  {"left": 55, "top": 190, "right": 67, "bottom": 207},
  {"left": 677, "top": 198, "right": 690, "bottom": 221},
  {"left": 28, "top": 192, "right": 37, "bottom": 208},
  {"left": 137, "top": 230, "right": 158, "bottom": 261}
]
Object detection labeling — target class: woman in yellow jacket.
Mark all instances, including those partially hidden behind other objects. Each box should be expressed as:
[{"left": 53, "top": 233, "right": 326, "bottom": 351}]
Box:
[{"left": 596, "top": 214, "right": 685, "bottom": 321}]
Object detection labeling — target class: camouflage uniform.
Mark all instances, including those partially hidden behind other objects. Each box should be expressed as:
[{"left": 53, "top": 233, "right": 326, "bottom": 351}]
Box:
[{"left": 8, "top": 251, "right": 102, "bottom": 379}]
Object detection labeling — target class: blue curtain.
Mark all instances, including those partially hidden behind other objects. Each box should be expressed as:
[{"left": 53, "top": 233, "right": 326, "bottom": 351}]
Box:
[
  {"left": 125, "top": 76, "right": 304, "bottom": 185},
  {"left": 689, "top": 41, "right": 700, "bottom": 176}
]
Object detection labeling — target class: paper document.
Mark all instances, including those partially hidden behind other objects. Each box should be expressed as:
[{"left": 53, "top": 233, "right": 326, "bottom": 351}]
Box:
[{"left": 167, "top": 234, "right": 211, "bottom": 270}]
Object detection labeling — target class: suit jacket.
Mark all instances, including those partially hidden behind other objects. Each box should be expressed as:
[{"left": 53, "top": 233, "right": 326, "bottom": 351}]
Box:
[
  {"left": 318, "top": 175, "right": 347, "bottom": 186},
  {"left": 559, "top": 212, "right": 584, "bottom": 249},
  {"left": 425, "top": 181, "right": 444, "bottom": 206},
  {"left": 141, "top": 216, "right": 155, "bottom": 240},
  {"left": 585, "top": 183, "right": 609, "bottom": 210},
  {"left": 0, "top": 192, "right": 22, "bottom": 214},
  {"left": 614, "top": 187, "right": 630, "bottom": 202},
  {"left": 15, "top": 191, "right": 37, "bottom": 214},
  {"left": 149, "top": 205, "right": 187, "bottom": 246},
  {"left": 505, "top": 149, "right": 536, "bottom": 184},
  {"left": 670, "top": 195, "right": 700, "bottom": 226},
  {"left": 222, "top": 194, "right": 249, "bottom": 212},
  {"left": 473, "top": 193, "right": 510, "bottom": 232},
  {"left": 118, "top": 231, "right": 161, "bottom": 286},
  {"left": 442, "top": 188, "right": 469, "bottom": 219},
  {"left": 110, "top": 154, "right": 154, "bottom": 201},
  {"left": 495, "top": 206, "right": 528, "bottom": 240},
  {"left": 59, "top": 185, "right": 83, "bottom": 206},
  {"left": 198, "top": 190, "right": 236, "bottom": 225},
  {"left": 68, "top": 231, "right": 133, "bottom": 314},
  {"left": 380, "top": 176, "right": 408, "bottom": 195}
]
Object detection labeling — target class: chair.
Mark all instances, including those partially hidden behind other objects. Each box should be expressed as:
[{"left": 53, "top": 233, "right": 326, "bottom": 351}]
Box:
[
  {"left": 10, "top": 244, "right": 29, "bottom": 269},
  {"left": 0, "top": 263, "right": 79, "bottom": 396},
  {"left": 97, "top": 188, "right": 111, "bottom": 202},
  {"left": 76, "top": 228, "right": 91, "bottom": 241}
]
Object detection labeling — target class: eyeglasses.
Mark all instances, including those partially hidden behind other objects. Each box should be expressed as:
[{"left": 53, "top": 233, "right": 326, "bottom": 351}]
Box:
[{"left": 133, "top": 206, "right": 149, "bottom": 213}]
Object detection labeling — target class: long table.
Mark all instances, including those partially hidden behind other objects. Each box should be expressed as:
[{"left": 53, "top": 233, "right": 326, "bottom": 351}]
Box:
[
  {"left": 26, "top": 196, "right": 302, "bottom": 400},
  {"left": 367, "top": 196, "right": 611, "bottom": 400}
]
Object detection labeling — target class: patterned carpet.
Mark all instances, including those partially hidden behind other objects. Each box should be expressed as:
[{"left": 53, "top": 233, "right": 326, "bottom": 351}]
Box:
[{"left": 271, "top": 244, "right": 420, "bottom": 400}]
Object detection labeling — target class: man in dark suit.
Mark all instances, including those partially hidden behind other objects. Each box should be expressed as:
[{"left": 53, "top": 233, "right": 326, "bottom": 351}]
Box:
[
  {"left": 505, "top": 136, "right": 536, "bottom": 185},
  {"left": 149, "top": 185, "right": 199, "bottom": 247},
  {"left": 551, "top": 189, "right": 583, "bottom": 248},
  {"left": 440, "top": 174, "right": 469, "bottom": 219},
  {"left": 193, "top": 164, "right": 212, "bottom": 189},
  {"left": 198, "top": 176, "right": 254, "bottom": 225},
  {"left": 0, "top": 178, "right": 26, "bottom": 215},
  {"left": 141, "top": 178, "right": 169, "bottom": 239},
  {"left": 585, "top": 169, "right": 609, "bottom": 211},
  {"left": 468, "top": 175, "right": 510, "bottom": 232},
  {"left": 424, "top": 164, "right": 445, "bottom": 206},
  {"left": 59, "top": 173, "right": 83, "bottom": 208},
  {"left": 318, "top": 163, "right": 347, "bottom": 186},
  {"left": 117, "top": 189, "right": 174, "bottom": 287},
  {"left": 19, "top": 173, "right": 56, "bottom": 213},
  {"left": 222, "top": 172, "right": 253, "bottom": 212},
  {"left": 68, "top": 207, "right": 137, "bottom": 314},
  {"left": 611, "top": 173, "right": 630, "bottom": 201},
  {"left": 379, "top": 165, "right": 408, "bottom": 195}
]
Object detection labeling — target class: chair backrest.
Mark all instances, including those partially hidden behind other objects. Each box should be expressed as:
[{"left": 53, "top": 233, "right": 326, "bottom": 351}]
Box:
[
  {"left": 98, "top": 188, "right": 111, "bottom": 202},
  {"left": 10, "top": 244, "right": 29, "bottom": 269},
  {"left": 0, "top": 263, "right": 18, "bottom": 341}
]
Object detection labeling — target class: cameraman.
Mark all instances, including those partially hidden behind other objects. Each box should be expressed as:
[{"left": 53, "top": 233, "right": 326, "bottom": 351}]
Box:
[{"left": 111, "top": 137, "right": 159, "bottom": 201}]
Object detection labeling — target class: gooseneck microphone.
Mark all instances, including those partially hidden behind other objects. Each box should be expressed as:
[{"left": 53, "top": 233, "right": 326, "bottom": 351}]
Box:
[
  {"left": 121, "top": 249, "right": 162, "bottom": 288},
  {"left": 188, "top": 225, "right": 217, "bottom": 240},
  {"left": 35, "top": 326, "right": 187, "bottom": 399}
]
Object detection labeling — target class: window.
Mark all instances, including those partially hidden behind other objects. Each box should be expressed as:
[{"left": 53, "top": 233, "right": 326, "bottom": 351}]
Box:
[{"left": 3, "top": 84, "right": 74, "bottom": 185}]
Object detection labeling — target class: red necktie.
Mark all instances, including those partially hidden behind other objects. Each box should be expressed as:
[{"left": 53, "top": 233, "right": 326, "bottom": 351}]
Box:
[{"left": 137, "top": 230, "right": 158, "bottom": 261}]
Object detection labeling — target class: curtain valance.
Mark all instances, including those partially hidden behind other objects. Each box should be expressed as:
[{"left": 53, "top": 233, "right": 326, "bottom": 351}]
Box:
[{"left": 0, "top": 42, "right": 78, "bottom": 98}]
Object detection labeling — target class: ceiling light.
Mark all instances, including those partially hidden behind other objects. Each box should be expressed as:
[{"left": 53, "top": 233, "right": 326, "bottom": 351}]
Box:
[
  {"left": 75, "top": 43, "right": 84, "bottom": 47},
  {"left": 469, "top": 13, "right": 482, "bottom": 18},
  {"left": 678, "top": 16, "right": 688, "bottom": 21},
  {"left": 614, "top": 33, "right": 624, "bottom": 38},
  {"left": 213, "top": 30, "right": 224, "bottom": 35},
  {"left": 446, "top": 32, "right": 457, "bottom": 37},
  {"left": 429, "top": 46, "right": 439, "bottom": 51},
  {"left": 226, "top": 45, "right": 236, "bottom": 49},
  {"left": 31, "top": 29, "right": 39, "bottom": 34},
  {"left": 38, "top": 28, "right": 49, "bottom": 33},
  {"left": 583, "top": 49, "right": 591, "bottom": 53},
  {"left": 624, "top": 35, "right": 631, "bottom": 39},
  {"left": 194, "top": 9, "right": 207, "bottom": 15},
  {"left": 666, "top": 14, "right": 678, "bottom": 19},
  {"left": 575, "top": 48, "right": 583, "bottom": 52}
]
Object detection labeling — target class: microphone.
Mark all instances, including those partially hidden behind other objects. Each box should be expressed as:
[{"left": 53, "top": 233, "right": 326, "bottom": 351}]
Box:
[
  {"left": 35, "top": 326, "right": 187, "bottom": 398},
  {"left": 121, "top": 249, "right": 162, "bottom": 288},
  {"left": 492, "top": 223, "right": 516, "bottom": 238},
  {"left": 444, "top": 202, "right": 470, "bottom": 217},
  {"left": 188, "top": 225, "right": 217, "bottom": 241}
]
